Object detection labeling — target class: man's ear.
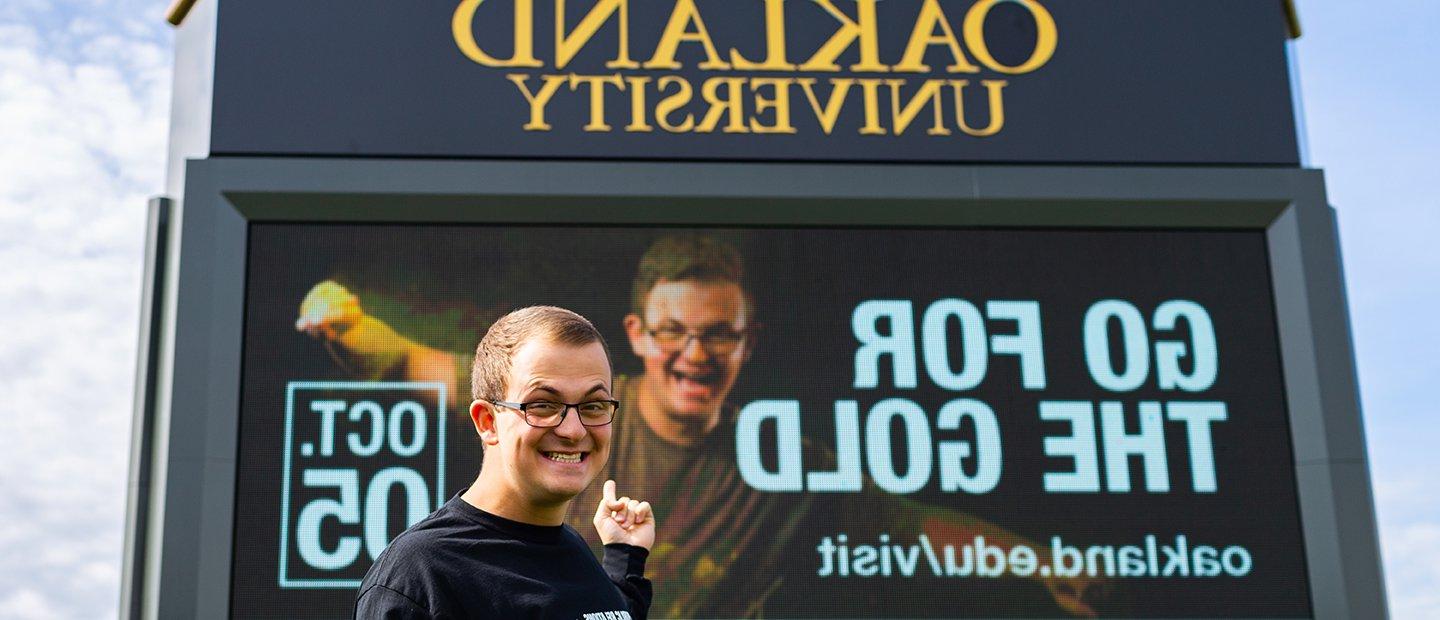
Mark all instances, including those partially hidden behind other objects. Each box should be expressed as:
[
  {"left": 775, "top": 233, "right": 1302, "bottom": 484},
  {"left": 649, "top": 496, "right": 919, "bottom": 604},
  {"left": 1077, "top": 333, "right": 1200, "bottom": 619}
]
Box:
[
  {"left": 623, "top": 313, "right": 647, "bottom": 357},
  {"left": 469, "top": 399, "right": 500, "bottom": 447}
]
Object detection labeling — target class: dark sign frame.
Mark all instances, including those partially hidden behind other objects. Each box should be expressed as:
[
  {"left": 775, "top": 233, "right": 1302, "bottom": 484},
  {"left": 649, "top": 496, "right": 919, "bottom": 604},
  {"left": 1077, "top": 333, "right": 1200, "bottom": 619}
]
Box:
[
  {"left": 173, "top": 0, "right": 1303, "bottom": 167},
  {"left": 139, "top": 158, "right": 1384, "bottom": 618}
]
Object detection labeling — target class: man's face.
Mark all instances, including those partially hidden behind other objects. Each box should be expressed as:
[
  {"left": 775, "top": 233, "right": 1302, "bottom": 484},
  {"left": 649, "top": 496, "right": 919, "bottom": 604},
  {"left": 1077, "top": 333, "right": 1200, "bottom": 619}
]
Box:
[
  {"left": 625, "top": 279, "right": 751, "bottom": 423},
  {"left": 479, "top": 339, "right": 613, "bottom": 509}
]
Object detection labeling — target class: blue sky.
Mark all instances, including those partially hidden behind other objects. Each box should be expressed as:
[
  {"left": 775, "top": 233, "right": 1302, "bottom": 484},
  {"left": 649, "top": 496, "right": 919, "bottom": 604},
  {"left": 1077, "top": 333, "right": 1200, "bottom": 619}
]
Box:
[
  {"left": 0, "top": 1, "right": 1435, "bottom": 617},
  {"left": 1296, "top": 2, "right": 1440, "bottom": 615}
]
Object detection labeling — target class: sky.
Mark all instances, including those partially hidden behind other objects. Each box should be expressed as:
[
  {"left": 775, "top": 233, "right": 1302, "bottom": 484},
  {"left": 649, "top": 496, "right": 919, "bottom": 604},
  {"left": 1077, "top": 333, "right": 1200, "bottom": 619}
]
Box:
[{"left": 0, "top": 1, "right": 1435, "bottom": 618}]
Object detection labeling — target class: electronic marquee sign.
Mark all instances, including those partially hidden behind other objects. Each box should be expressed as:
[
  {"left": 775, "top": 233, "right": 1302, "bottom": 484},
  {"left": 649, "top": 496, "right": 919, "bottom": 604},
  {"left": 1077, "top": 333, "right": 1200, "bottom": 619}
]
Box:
[
  {"left": 122, "top": 1, "right": 1384, "bottom": 619},
  {"left": 128, "top": 159, "right": 1387, "bottom": 619},
  {"left": 232, "top": 219, "right": 1305, "bottom": 617}
]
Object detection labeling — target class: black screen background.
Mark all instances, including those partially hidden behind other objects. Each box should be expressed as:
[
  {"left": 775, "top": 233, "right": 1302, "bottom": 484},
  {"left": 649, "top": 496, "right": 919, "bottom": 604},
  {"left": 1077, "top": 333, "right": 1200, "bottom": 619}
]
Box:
[{"left": 231, "top": 222, "right": 1310, "bottom": 618}]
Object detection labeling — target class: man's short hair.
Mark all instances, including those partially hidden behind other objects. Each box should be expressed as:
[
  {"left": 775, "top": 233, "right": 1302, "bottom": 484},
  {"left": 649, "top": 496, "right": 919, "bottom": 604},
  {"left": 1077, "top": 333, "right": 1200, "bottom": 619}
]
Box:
[
  {"left": 471, "top": 306, "right": 609, "bottom": 401},
  {"left": 630, "top": 235, "right": 749, "bottom": 317}
]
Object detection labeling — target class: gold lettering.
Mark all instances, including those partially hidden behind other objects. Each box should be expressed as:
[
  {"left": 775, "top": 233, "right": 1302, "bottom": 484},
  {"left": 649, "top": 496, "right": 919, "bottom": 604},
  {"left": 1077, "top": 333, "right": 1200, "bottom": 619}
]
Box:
[
  {"left": 643, "top": 0, "right": 731, "bottom": 70},
  {"left": 895, "top": 0, "right": 979, "bottom": 74},
  {"left": 799, "top": 0, "right": 888, "bottom": 72},
  {"left": 963, "top": 0, "right": 1057, "bottom": 74},
  {"left": 507, "top": 74, "right": 568, "bottom": 130},
  {"left": 951, "top": 79, "right": 1006, "bottom": 136},
  {"left": 887, "top": 79, "right": 950, "bottom": 136},
  {"left": 655, "top": 75, "right": 696, "bottom": 132},
  {"left": 696, "top": 77, "right": 749, "bottom": 133},
  {"left": 797, "top": 78, "right": 854, "bottom": 135},
  {"left": 856, "top": 78, "right": 886, "bottom": 134},
  {"left": 569, "top": 74, "right": 625, "bottom": 131},
  {"left": 556, "top": 0, "right": 639, "bottom": 70},
  {"left": 730, "top": 0, "right": 795, "bottom": 70},
  {"left": 453, "top": 0, "right": 542, "bottom": 68},
  {"left": 749, "top": 77, "right": 797, "bottom": 134},
  {"left": 625, "top": 75, "right": 654, "bottom": 132}
]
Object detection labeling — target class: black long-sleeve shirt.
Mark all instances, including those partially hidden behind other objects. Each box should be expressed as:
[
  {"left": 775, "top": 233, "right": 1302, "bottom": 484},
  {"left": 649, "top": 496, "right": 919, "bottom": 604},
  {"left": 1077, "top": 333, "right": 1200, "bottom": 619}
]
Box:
[{"left": 355, "top": 495, "right": 651, "bottom": 619}]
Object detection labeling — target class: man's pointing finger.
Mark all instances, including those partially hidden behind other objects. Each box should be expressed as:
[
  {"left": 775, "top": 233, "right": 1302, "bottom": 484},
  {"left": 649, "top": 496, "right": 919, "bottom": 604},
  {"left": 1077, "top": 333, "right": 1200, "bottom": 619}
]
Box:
[{"left": 603, "top": 479, "right": 628, "bottom": 513}]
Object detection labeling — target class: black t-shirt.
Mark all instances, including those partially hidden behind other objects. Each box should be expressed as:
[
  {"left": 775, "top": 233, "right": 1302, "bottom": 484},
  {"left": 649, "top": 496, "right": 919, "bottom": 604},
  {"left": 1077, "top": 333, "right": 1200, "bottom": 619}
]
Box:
[{"left": 355, "top": 495, "right": 652, "bottom": 619}]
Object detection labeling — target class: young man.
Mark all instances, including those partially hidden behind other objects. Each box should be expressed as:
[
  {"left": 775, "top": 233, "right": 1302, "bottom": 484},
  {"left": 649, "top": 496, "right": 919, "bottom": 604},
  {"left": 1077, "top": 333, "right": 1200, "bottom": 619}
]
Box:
[{"left": 354, "top": 306, "right": 655, "bottom": 619}]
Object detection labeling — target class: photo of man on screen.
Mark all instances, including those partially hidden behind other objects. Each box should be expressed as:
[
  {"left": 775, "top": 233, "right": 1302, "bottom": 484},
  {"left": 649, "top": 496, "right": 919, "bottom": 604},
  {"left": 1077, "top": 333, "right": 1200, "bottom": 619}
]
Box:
[{"left": 297, "top": 234, "right": 1105, "bottom": 617}]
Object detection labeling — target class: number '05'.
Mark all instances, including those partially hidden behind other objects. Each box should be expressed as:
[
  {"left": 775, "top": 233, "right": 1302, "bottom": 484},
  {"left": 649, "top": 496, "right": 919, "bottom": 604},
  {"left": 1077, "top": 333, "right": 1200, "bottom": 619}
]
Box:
[{"left": 295, "top": 468, "right": 430, "bottom": 570}]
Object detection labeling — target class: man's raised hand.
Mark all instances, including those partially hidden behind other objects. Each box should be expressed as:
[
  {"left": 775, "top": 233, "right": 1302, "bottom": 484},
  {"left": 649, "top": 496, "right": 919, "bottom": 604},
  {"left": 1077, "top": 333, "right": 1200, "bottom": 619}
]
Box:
[
  {"left": 295, "top": 280, "right": 364, "bottom": 341},
  {"left": 593, "top": 480, "right": 655, "bottom": 550}
]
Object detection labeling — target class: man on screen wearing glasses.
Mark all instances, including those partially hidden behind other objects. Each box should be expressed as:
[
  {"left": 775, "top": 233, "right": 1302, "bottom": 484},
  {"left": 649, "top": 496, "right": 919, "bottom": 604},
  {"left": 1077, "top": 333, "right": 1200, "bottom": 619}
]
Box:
[
  {"left": 306, "top": 236, "right": 1104, "bottom": 617},
  {"left": 354, "top": 306, "right": 654, "bottom": 619}
]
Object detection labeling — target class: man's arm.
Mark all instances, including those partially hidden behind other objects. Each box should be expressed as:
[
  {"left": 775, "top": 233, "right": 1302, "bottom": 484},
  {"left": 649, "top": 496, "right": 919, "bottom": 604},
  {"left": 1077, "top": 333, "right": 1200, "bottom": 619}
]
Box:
[
  {"left": 593, "top": 480, "right": 656, "bottom": 620},
  {"left": 296, "top": 280, "right": 463, "bottom": 402},
  {"left": 354, "top": 584, "right": 434, "bottom": 620},
  {"left": 602, "top": 544, "right": 653, "bottom": 620}
]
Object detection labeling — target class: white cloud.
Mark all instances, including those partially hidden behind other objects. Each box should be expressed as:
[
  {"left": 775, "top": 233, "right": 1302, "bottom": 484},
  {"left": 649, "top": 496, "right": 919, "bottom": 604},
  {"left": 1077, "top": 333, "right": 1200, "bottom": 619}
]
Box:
[
  {"left": 1379, "top": 518, "right": 1440, "bottom": 618},
  {"left": 1374, "top": 475, "right": 1440, "bottom": 617},
  {"left": 0, "top": 2, "right": 170, "bottom": 619}
]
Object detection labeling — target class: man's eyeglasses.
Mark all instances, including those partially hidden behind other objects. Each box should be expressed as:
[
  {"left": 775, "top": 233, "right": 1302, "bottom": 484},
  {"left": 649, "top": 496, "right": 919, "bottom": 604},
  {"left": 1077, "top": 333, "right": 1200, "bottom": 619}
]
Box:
[
  {"left": 489, "top": 399, "right": 620, "bottom": 427},
  {"left": 646, "top": 324, "right": 747, "bottom": 355}
]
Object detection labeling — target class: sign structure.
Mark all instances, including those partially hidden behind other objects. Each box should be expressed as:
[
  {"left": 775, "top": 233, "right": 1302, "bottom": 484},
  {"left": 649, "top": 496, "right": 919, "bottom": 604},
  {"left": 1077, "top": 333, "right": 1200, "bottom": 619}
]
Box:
[
  {"left": 210, "top": 0, "right": 1299, "bottom": 164},
  {"left": 122, "top": 1, "right": 1387, "bottom": 619}
]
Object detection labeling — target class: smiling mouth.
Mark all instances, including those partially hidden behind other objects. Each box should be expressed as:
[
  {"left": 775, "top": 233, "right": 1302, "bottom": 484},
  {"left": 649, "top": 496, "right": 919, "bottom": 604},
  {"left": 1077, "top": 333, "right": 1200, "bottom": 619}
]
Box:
[
  {"left": 670, "top": 369, "right": 717, "bottom": 386},
  {"left": 543, "top": 451, "right": 586, "bottom": 464}
]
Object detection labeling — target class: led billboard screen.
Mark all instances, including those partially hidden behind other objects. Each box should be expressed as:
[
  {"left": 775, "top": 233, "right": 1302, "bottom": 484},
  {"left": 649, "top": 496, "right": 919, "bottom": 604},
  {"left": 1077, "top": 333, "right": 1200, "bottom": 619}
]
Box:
[{"left": 228, "top": 221, "right": 1310, "bottom": 618}]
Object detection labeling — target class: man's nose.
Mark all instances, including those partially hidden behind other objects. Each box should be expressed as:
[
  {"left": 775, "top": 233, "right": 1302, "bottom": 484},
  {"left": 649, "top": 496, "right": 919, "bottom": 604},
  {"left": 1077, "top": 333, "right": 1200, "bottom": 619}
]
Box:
[
  {"left": 551, "top": 405, "right": 589, "bottom": 440},
  {"left": 680, "top": 334, "right": 711, "bottom": 362}
]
